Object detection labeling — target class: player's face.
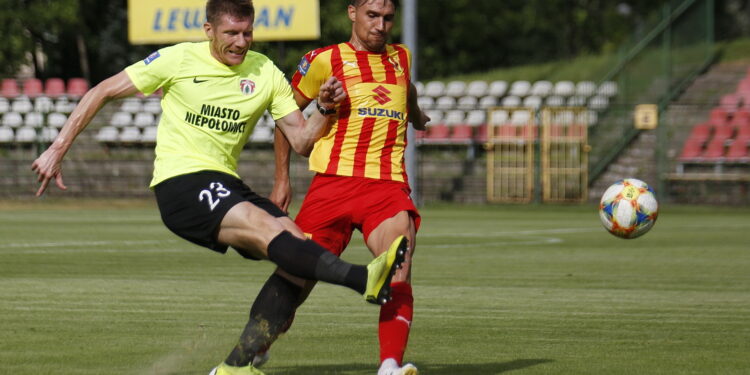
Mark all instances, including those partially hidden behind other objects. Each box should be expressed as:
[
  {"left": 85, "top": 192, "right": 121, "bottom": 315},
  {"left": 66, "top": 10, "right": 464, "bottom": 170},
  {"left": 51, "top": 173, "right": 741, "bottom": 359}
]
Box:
[
  {"left": 204, "top": 13, "right": 253, "bottom": 66},
  {"left": 348, "top": 0, "right": 396, "bottom": 52}
]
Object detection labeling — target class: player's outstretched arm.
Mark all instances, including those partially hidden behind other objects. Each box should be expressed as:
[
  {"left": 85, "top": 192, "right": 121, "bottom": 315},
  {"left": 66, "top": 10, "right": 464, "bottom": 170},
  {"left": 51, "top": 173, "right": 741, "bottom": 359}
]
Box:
[
  {"left": 275, "top": 77, "right": 345, "bottom": 156},
  {"left": 408, "top": 82, "right": 430, "bottom": 130},
  {"left": 31, "top": 71, "right": 139, "bottom": 197}
]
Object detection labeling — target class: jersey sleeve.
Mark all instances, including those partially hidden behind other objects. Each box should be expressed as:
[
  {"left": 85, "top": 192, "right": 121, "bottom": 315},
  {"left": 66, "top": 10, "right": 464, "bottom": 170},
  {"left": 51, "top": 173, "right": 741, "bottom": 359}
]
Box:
[
  {"left": 290, "top": 49, "right": 331, "bottom": 101},
  {"left": 268, "top": 64, "right": 300, "bottom": 121},
  {"left": 124, "top": 45, "right": 182, "bottom": 96}
]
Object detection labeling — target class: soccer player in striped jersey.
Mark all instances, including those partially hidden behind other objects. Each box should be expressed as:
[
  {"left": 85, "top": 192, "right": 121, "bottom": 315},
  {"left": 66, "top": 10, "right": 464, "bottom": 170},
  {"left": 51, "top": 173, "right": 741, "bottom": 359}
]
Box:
[{"left": 230, "top": 1, "right": 430, "bottom": 374}]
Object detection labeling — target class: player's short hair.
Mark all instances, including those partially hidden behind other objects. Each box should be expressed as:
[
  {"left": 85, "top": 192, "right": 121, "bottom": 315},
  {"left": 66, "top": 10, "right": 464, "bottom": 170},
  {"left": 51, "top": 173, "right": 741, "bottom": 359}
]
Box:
[
  {"left": 206, "top": 0, "right": 254, "bottom": 25},
  {"left": 350, "top": 0, "right": 400, "bottom": 8}
]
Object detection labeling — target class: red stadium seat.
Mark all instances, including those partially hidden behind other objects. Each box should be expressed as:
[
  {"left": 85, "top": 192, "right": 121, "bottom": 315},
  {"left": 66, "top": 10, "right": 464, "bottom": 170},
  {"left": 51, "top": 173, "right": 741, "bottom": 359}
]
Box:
[
  {"left": 474, "top": 124, "right": 488, "bottom": 143},
  {"left": 495, "top": 124, "right": 518, "bottom": 138},
  {"left": 450, "top": 124, "right": 474, "bottom": 142},
  {"left": 66, "top": 78, "right": 89, "bottom": 98},
  {"left": 725, "top": 138, "right": 749, "bottom": 161},
  {"left": 426, "top": 124, "right": 450, "bottom": 140},
  {"left": 702, "top": 138, "right": 727, "bottom": 160},
  {"left": 712, "top": 124, "right": 735, "bottom": 141},
  {"left": 22, "top": 78, "right": 43, "bottom": 98},
  {"left": 688, "top": 122, "right": 712, "bottom": 141},
  {"left": 719, "top": 93, "right": 741, "bottom": 112},
  {"left": 1, "top": 79, "right": 20, "bottom": 98},
  {"left": 708, "top": 107, "right": 728, "bottom": 125},
  {"left": 736, "top": 123, "right": 750, "bottom": 140},
  {"left": 679, "top": 138, "right": 704, "bottom": 161},
  {"left": 44, "top": 78, "right": 66, "bottom": 98},
  {"left": 730, "top": 110, "right": 750, "bottom": 127}
]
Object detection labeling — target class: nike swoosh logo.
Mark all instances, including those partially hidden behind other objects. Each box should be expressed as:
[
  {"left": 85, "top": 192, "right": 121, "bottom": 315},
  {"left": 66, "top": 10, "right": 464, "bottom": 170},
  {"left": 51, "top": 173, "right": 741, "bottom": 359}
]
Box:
[{"left": 193, "top": 77, "right": 208, "bottom": 83}]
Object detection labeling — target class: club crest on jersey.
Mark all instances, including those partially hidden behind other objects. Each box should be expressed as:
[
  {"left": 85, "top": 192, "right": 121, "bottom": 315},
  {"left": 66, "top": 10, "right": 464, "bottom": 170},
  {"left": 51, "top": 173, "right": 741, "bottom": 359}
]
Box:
[
  {"left": 143, "top": 51, "right": 160, "bottom": 65},
  {"left": 240, "top": 79, "right": 255, "bottom": 95},
  {"left": 297, "top": 56, "right": 311, "bottom": 76}
]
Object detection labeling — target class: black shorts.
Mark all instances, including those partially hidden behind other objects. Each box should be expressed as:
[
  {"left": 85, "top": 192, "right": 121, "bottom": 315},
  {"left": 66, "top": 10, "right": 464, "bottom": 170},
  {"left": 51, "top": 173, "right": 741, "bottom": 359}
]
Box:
[{"left": 153, "top": 171, "right": 287, "bottom": 256}]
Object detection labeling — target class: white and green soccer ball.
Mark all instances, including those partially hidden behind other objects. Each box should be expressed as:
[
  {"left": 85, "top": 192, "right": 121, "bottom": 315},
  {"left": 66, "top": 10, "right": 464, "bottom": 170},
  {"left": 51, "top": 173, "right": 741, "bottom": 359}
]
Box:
[{"left": 598, "top": 178, "right": 659, "bottom": 239}]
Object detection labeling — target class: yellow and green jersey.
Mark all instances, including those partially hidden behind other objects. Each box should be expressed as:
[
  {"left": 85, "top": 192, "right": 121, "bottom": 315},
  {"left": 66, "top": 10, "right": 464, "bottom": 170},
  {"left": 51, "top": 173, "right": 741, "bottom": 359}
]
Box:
[{"left": 124, "top": 41, "right": 298, "bottom": 187}]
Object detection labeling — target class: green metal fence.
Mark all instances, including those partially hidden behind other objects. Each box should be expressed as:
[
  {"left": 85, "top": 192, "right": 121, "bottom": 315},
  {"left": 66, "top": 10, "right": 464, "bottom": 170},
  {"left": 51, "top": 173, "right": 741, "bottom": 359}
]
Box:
[{"left": 588, "top": 0, "right": 715, "bottom": 193}]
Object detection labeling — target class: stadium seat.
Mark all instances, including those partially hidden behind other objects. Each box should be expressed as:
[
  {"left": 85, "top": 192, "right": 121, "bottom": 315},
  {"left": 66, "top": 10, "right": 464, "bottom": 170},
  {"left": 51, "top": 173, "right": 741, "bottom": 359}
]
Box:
[
  {"left": 414, "top": 81, "right": 424, "bottom": 95},
  {"left": 0, "top": 97, "right": 9, "bottom": 113},
  {"left": 425, "top": 123, "right": 450, "bottom": 140},
  {"left": 417, "top": 96, "right": 434, "bottom": 110},
  {"left": 702, "top": 138, "right": 727, "bottom": 160},
  {"left": 477, "top": 95, "right": 498, "bottom": 109},
  {"left": 2, "top": 112, "right": 23, "bottom": 128},
  {"left": 133, "top": 112, "right": 156, "bottom": 128},
  {"left": 712, "top": 123, "right": 735, "bottom": 141},
  {"left": 688, "top": 122, "right": 712, "bottom": 142},
  {"left": 11, "top": 98, "right": 33, "bottom": 113},
  {"left": 445, "top": 81, "right": 466, "bottom": 97},
  {"left": 545, "top": 96, "right": 565, "bottom": 107},
  {"left": 596, "top": 81, "right": 618, "bottom": 97},
  {"left": 1, "top": 78, "right": 20, "bottom": 98},
  {"left": 487, "top": 80, "right": 508, "bottom": 97},
  {"left": 450, "top": 124, "right": 474, "bottom": 142},
  {"left": 588, "top": 96, "right": 609, "bottom": 111},
  {"left": 54, "top": 97, "right": 76, "bottom": 113},
  {"left": 719, "top": 93, "right": 742, "bottom": 112},
  {"left": 488, "top": 109, "right": 509, "bottom": 125},
  {"left": 725, "top": 138, "right": 749, "bottom": 161},
  {"left": 510, "top": 110, "right": 533, "bottom": 125},
  {"left": 530, "top": 81, "right": 553, "bottom": 97},
  {"left": 40, "top": 127, "right": 58, "bottom": 142},
  {"left": 465, "top": 110, "right": 486, "bottom": 126},
  {"left": 582, "top": 110, "right": 598, "bottom": 126},
  {"left": 140, "top": 126, "right": 158, "bottom": 144},
  {"left": 522, "top": 95, "right": 542, "bottom": 109},
  {"left": 120, "top": 97, "right": 142, "bottom": 113},
  {"left": 575, "top": 81, "right": 597, "bottom": 97},
  {"left": 250, "top": 124, "right": 273, "bottom": 143},
  {"left": 730, "top": 110, "right": 750, "bottom": 127},
  {"left": 508, "top": 81, "right": 531, "bottom": 97},
  {"left": 118, "top": 127, "right": 141, "bottom": 143},
  {"left": 495, "top": 124, "right": 518, "bottom": 138},
  {"left": 22, "top": 78, "right": 43, "bottom": 98},
  {"left": 735, "top": 123, "right": 750, "bottom": 140},
  {"left": 44, "top": 78, "right": 66, "bottom": 98},
  {"left": 553, "top": 81, "right": 575, "bottom": 97},
  {"left": 142, "top": 98, "right": 162, "bottom": 114},
  {"left": 110, "top": 111, "right": 133, "bottom": 128},
  {"left": 0, "top": 127, "right": 14, "bottom": 143},
  {"left": 34, "top": 96, "right": 54, "bottom": 113},
  {"left": 457, "top": 95, "right": 478, "bottom": 110},
  {"left": 553, "top": 110, "right": 576, "bottom": 125},
  {"left": 466, "top": 80, "right": 488, "bottom": 97},
  {"left": 474, "top": 123, "right": 488, "bottom": 142},
  {"left": 443, "top": 110, "right": 465, "bottom": 126},
  {"left": 709, "top": 107, "right": 728, "bottom": 125},
  {"left": 24, "top": 112, "right": 44, "bottom": 128},
  {"left": 66, "top": 78, "right": 89, "bottom": 98},
  {"left": 423, "top": 81, "right": 445, "bottom": 98},
  {"left": 567, "top": 96, "right": 587, "bottom": 107},
  {"left": 434, "top": 96, "right": 456, "bottom": 110},
  {"left": 501, "top": 95, "right": 521, "bottom": 107},
  {"left": 424, "top": 110, "right": 444, "bottom": 124},
  {"left": 96, "top": 126, "right": 119, "bottom": 143},
  {"left": 48, "top": 112, "right": 67, "bottom": 128},
  {"left": 14, "top": 126, "right": 36, "bottom": 143}
]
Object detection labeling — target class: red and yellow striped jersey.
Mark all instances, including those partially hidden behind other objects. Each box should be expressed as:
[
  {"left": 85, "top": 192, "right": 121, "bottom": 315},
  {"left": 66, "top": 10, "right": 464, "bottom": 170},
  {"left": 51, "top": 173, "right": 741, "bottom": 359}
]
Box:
[{"left": 291, "top": 42, "right": 412, "bottom": 182}]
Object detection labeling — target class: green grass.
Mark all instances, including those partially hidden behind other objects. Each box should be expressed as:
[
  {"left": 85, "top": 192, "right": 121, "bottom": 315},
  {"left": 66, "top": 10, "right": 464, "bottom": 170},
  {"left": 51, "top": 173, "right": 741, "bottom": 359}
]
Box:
[{"left": 1, "top": 201, "right": 749, "bottom": 374}]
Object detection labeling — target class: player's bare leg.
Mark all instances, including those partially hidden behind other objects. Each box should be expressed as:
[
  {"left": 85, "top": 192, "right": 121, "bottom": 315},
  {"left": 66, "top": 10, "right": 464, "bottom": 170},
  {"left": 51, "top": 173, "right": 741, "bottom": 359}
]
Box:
[{"left": 366, "top": 211, "right": 419, "bottom": 375}]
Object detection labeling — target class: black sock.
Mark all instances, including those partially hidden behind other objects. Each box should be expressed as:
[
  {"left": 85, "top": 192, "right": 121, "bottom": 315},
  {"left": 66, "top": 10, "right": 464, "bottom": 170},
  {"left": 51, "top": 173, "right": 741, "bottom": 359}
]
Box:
[
  {"left": 225, "top": 273, "right": 302, "bottom": 367},
  {"left": 267, "top": 231, "right": 367, "bottom": 294}
]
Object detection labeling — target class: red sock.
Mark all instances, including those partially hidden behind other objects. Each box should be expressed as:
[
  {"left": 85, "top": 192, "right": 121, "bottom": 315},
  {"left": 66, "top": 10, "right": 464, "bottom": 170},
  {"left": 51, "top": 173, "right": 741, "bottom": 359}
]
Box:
[{"left": 378, "top": 282, "right": 414, "bottom": 364}]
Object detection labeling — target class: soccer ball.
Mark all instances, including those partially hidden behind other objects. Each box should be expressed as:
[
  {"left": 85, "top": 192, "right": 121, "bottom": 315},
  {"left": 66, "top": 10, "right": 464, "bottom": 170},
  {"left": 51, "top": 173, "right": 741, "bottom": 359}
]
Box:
[{"left": 598, "top": 178, "right": 658, "bottom": 239}]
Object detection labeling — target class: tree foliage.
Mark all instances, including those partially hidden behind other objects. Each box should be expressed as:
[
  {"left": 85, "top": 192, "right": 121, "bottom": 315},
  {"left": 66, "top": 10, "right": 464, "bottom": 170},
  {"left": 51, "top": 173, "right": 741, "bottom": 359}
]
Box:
[{"left": 0, "top": 0, "right": 747, "bottom": 83}]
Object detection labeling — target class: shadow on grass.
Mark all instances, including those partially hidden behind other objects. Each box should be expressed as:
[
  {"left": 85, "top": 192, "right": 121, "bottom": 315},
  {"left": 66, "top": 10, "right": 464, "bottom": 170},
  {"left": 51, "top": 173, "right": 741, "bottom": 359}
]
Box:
[{"left": 271, "top": 358, "right": 553, "bottom": 374}]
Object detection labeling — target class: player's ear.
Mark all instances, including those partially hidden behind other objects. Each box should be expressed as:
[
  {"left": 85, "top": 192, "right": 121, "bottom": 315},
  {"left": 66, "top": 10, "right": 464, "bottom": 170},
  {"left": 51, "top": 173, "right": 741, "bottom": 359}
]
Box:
[
  {"left": 204, "top": 22, "right": 214, "bottom": 40},
  {"left": 347, "top": 5, "right": 357, "bottom": 22}
]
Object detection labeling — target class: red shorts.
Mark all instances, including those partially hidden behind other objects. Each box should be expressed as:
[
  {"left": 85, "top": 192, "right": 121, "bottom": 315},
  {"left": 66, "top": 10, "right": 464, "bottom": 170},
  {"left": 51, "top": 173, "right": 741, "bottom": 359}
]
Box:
[{"left": 295, "top": 174, "right": 421, "bottom": 256}]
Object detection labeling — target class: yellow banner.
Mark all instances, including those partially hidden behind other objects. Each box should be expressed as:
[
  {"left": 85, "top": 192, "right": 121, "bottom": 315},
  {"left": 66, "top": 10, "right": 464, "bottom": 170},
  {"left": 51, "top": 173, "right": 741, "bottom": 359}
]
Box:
[{"left": 128, "top": 0, "right": 320, "bottom": 44}]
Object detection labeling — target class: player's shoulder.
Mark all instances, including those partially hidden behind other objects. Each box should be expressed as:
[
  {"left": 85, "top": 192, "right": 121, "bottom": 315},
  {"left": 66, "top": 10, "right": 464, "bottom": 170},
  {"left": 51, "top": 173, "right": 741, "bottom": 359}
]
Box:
[
  {"left": 302, "top": 44, "right": 339, "bottom": 63},
  {"left": 388, "top": 43, "right": 412, "bottom": 54}
]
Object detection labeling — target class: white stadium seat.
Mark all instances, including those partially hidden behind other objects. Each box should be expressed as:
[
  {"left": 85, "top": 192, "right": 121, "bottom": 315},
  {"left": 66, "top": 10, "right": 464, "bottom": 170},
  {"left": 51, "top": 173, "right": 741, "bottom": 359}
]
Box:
[
  {"left": 581, "top": 110, "right": 598, "bottom": 125},
  {"left": 118, "top": 127, "right": 141, "bottom": 143},
  {"left": 54, "top": 97, "right": 75, "bottom": 113},
  {"left": 488, "top": 80, "right": 508, "bottom": 97},
  {"left": 597, "top": 81, "right": 618, "bottom": 97},
  {"left": 465, "top": 110, "right": 486, "bottom": 126},
  {"left": 553, "top": 81, "right": 575, "bottom": 97},
  {"left": 48, "top": 112, "right": 67, "bottom": 128},
  {"left": 141, "top": 126, "right": 158, "bottom": 143},
  {"left": 0, "top": 98, "right": 9, "bottom": 113},
  {"left": 444, "top": 110, "right": 465, "bottom": 125},
  {"left": 488, "top": 109, "right": 509, "bottom": 125},
  {"left": 434, "top": 96, "right": 456, "bottom": 110},
  {"left": 553, "top": 110, "right": 576, "bottom": 125},
  {"left": 417, "top": 96, "right": 434, "bottom": 110},
  {"left": 24, "top": 112, "right": 44, "bottom": 127},
  {"left": 567, "top": 96, "right": 587, "bottom": 106},
  {"left": 40, "top": 127, "right": 58, "bottom": 142},
  {"left": 110, "top": 111, "right": 133, "bottom": 128},
  {"left": 414, "top": 81, "right": 424, "bottom": 95},
  {"left": 478, "top": 95, "right": 498, "bottom": 109},
  {"left": 530, "top": 81, "right": 553, "bottom": 97},
  {"left": 34, "top": 96, "right": 54, "bottom": 113},
  {"left": 523, "top": 96, "right": 542, "bottom": 109},
  {"left": 15, "top": 127, "right": 36, "bottom": 143},
  {"left": 0, "top": 127, "right": 14, "bottom": 143},
  {"left": 250, "top": 123, "right": 273, "bottom": 142},
  {"left": 589, "top": 96, "right": 609, "bottom": 111},
  {"left": 545, "top": 96, "right": 565, "bottom": 107},
  {"left": 96, "top": 126, "right": 119, "bottom": 143},
  {"left": 501, "top": 95, "right": 521, "bottom": 107},
  {"left": 466, "top": 80, "right": 488, "bottom": 97},
  {"left": 457, "top": 96, "right": 478, "bottom": 110},
  {"left": 508, "top": 81, "right": 531, "bottom": 97},
  {"left": 2, "top": 112, "right": 23, "bottom": 128},
  {"left": 445, "top": 81, "right": 467, "bottom": 97},
  {"left": 11, "top": 98, "right": 33, "bottom": 113},
  {"left": 510, "top": 110, "right": 533, "bottom": 125},
  {"left": 133, "top": 112, "right": 156, "bottom": 128},
  {"left": 576, "top": 81, "right": 597, "bottom": 97},
  {"left": 142, "top": 98, "right": 162, "bottom": 114},
  {"left": 424, "top": 81, "right": 446, "bottom": 98},
  {"left": 120, "top": 97, "right": 142, "bottom": 113},
  {"left": 424, "top": 110, "right": 444, "bottom": 124}
]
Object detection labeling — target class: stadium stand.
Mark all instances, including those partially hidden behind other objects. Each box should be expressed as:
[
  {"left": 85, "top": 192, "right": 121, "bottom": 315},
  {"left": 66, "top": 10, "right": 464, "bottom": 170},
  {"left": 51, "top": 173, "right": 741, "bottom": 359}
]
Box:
[{"left": 44, "top": 78, "right": 66, "bottom": 98}]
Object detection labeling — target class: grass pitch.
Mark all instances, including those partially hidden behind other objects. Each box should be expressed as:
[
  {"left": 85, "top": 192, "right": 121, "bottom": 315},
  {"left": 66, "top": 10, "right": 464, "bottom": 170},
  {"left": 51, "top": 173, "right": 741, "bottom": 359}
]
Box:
[{"left": 1, "top": 200, "right": 749, "bottom": 374}]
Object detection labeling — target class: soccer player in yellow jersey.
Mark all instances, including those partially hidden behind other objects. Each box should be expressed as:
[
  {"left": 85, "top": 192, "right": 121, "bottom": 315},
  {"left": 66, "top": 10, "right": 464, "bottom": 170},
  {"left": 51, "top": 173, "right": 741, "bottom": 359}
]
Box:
[
  {"left": 235, "top": 1, "right": 430, "bottom": 374},
  {"left": 30, "top": 1, "right": 407, "bottom": 375}
]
